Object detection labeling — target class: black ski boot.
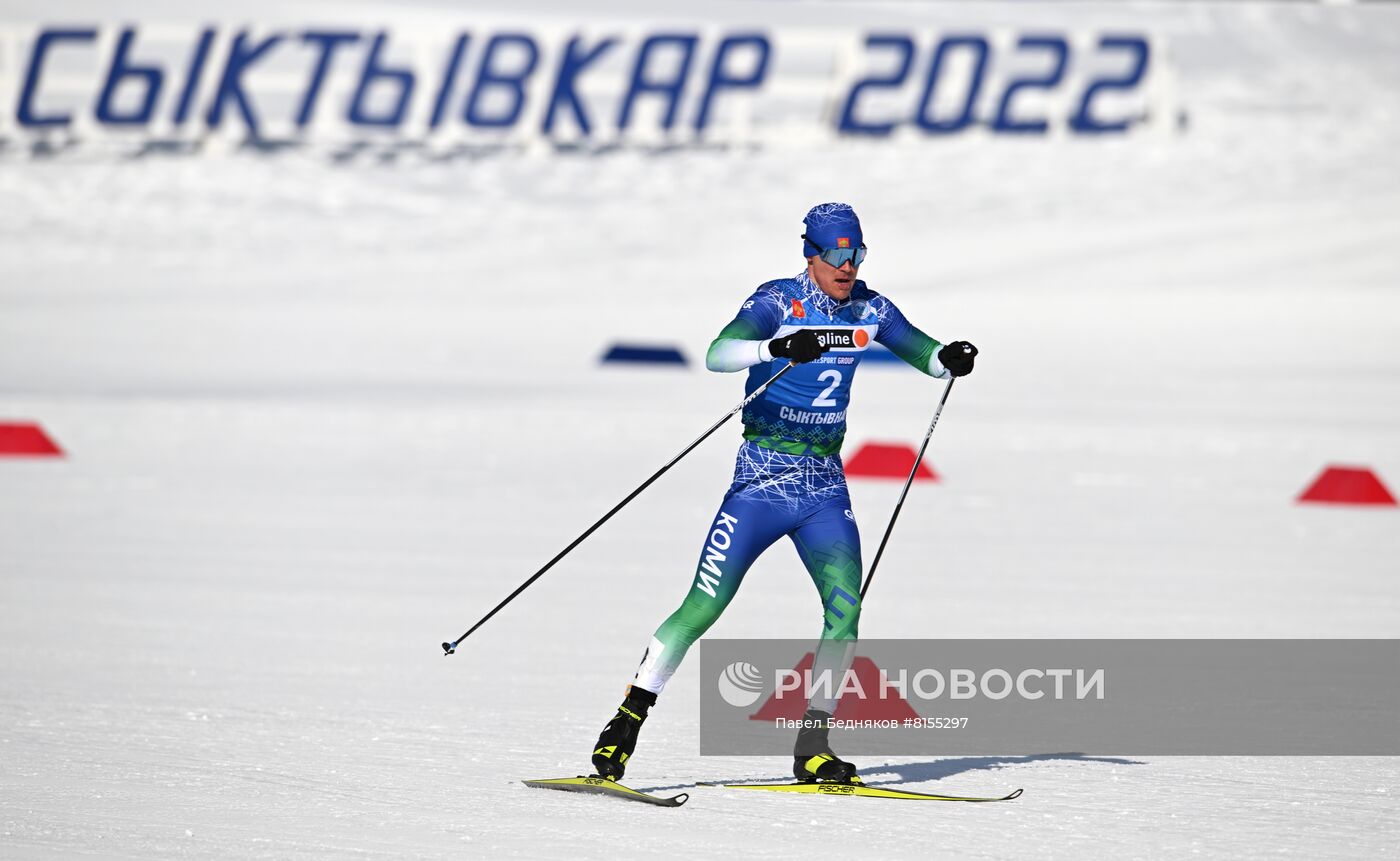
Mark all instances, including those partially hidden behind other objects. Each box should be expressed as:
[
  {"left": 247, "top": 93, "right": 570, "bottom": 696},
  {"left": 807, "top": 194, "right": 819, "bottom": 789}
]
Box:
[
  {"left": 793, "top": 708, "right": 860, "bottom": 784},
  {"left": 591, "top": 686, "right": 657, "bottom": 781}
]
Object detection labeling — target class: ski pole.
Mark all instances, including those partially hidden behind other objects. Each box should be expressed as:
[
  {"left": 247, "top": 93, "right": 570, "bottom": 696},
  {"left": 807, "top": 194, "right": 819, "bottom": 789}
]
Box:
[
  {"left": 442, "top": 360, "right": 799, "bottom": 655},
  {"left": 859, "top": 376, "right": 956, "bottom": 600}
]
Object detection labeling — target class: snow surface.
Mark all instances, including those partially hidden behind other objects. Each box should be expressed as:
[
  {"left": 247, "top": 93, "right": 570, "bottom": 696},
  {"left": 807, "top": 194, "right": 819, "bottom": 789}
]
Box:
[{"left": 3, "top": 2, "right": 1400, "bottom": 859}]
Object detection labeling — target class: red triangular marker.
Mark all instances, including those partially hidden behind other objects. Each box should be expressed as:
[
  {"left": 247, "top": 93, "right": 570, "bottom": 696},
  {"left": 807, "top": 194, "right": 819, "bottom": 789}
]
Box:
[
  {"left": 1297, "top": 465, "right": 1397, "bottom": 506},
  {"left": 749, "top": 652, "right": 921, "bottom": 722},
  {"left": 845, "top": 442, "right": 937, "bottom": 480},
  {"left": 0, "top": 422, "right": 63, "bottom": 457}
]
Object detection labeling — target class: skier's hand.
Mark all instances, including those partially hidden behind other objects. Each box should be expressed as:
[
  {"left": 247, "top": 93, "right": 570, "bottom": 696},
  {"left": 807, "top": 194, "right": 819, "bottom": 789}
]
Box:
[
  {"left": 769, "top": 330, "right": 828, "bottom": 364},
  {"left": 937, "top": 341, "right": 977, "bottom": 377}
]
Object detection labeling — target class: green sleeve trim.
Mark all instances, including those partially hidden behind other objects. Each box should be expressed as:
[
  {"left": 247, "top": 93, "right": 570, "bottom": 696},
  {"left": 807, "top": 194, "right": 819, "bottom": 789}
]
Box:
[
  {"left": 710, "top": 318, "right": 762, "bottom": 347},
  {"left": 885, "top": 330, "right": 942, "bottom": 376},
  {"left": 706, "top": 318, "right": 766, "bottom": 369}
]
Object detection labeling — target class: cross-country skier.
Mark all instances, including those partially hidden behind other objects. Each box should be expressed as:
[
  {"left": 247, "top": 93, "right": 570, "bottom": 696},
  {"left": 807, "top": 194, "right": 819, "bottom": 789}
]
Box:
[{"left": 591, "top": 203, "right": 977, "bottom": 785}]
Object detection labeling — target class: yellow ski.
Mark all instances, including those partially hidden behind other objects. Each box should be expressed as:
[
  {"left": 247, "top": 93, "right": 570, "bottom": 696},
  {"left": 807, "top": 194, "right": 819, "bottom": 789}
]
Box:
[
  {"left": 523, "top": 776, "right": 689, "bottom": 807},
  {"left": 703, "top": 782, "right": 1022, "bottom": 802}
]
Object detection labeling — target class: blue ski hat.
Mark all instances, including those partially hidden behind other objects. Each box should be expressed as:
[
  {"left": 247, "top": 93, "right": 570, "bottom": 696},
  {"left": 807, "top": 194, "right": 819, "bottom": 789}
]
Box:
[{"left": 802, "top": 202, "right": 863, "bottom": 258}]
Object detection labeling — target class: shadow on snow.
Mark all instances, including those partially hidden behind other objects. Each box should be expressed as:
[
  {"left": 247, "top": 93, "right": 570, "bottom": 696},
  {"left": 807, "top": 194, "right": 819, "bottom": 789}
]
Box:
[{"left": 640, "top": 752, "right": 1144, "bottom": 794}]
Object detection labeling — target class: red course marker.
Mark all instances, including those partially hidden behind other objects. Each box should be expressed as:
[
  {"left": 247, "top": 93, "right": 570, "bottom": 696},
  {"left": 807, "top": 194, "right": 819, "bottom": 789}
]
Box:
[
  {"left": 748, "top": 652, "right": 920, "bottom": 723},
  {"left": 845, "top": 442, "right": 937, "bottom": 481},
  {"left": 0, "top": 422, "right": 64, "bottom": 457},
  {"left": 1297, "top": 465, "right": 1397, "bottom": 506}
]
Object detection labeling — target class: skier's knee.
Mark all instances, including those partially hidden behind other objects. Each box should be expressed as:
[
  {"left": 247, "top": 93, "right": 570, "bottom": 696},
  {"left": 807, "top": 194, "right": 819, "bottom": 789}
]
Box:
[
  {"left": 668, "top": 603, "right": 723, "bottom": 646},
  {"left": 823, "top": 584, "right": 861, "bottom": 639}
]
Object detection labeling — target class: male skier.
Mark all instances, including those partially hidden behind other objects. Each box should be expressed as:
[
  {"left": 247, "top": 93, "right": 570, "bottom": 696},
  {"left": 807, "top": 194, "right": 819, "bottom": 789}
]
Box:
[{"left": 591, "top": 203, "right": 977, "bottom": 784}]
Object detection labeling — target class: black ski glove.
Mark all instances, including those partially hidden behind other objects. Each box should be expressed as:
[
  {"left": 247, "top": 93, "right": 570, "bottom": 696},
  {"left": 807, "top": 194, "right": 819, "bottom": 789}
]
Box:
[
  {"left": 769, "top": 330, "right": 828, "bottom": 364},
  {"left": 937, "top": 341, "right": 978, "bottom": 377}
]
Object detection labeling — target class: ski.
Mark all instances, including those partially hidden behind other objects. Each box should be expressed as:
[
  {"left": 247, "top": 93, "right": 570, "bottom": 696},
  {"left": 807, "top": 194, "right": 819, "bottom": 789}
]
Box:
[
  {"left": 700, "top": 781, "right": 1022, "bottom": 802},
  {"left": 523, "top": 776, "right": 689, "bottom": 808}
]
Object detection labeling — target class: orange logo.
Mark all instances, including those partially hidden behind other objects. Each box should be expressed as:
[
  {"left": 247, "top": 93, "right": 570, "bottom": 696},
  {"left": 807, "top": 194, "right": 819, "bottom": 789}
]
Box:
[
  {"left": 854, "top": 329, "right": 869, "bottom": 347},
  {"left": 837, "top": 237, "right": 850, "bottom": 248},
  {"left": 791, "top": 299, "right": 805, "bottom": 318}
]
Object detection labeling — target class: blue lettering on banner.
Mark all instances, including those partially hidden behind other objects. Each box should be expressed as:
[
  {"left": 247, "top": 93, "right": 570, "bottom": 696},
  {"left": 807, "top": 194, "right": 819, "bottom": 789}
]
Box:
[
  {"left": 429, "top": 34, "right": 470, "bottom": 129},
  {"left": 845, "top": 32, "right": 1154, "bottom": 136},
  {"left": 543, "top": 35, "right": 616, "bottom": 135},
  {"left": 172, "top": 28, "right": 215, "bottom": 126},
  {"left": 618, "top": 34, "right": 698, "bottom": 131},
  {"left": 992, "top": 35, "right": 1068, "bottom": 134},
  {"left": 18, "top": 28, "right": 97, "bottom": 127},
  {"left": 298, "top": 31, "right": 359, "bottom": 127},
  {"left": 465, "top": 33, "right": 538, "bottom": 128},
  {"left": 695, "top": 34, "right": 770, "bottom": 131},
  {"left": 1070, "top": 35, "right": 1151, "bottom": 133},
  {"left": 5, "top": 26, "right": 1156, "bottom": 141},
  {"left": 351, "top": 32, "right": 415, "bottom": 126},
  {"left": 206, "top": 31, "right": 283, "bottom": 133},
  {"left": 916, "top": 35, "right": 988, "bottom": 134},
  {"left": 839, "top": 35, "right": 914, "bottom": 136},
  {"left": 96, "top": 27, "right": 163, "bottom": 125}
]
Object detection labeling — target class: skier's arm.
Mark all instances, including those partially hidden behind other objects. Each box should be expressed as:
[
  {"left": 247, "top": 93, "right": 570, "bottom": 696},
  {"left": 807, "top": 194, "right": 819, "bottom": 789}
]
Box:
[
  {"left": 876, "top": 297, "right": 978, "bottom": 378},
  {"left": 705, "top": 291, "right": 785, "bottom": 372},
  {"left": 706, "top": 318, "right": 775, "bottom": 371},
  {"left": 874, "top": 299, "right": 950, "bottom": 378}
]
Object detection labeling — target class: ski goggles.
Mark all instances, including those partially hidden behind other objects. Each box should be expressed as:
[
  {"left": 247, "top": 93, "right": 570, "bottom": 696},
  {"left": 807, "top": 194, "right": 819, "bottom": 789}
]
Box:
[{"left": 802, "top": 234, "right": 867, "bottom": 269}]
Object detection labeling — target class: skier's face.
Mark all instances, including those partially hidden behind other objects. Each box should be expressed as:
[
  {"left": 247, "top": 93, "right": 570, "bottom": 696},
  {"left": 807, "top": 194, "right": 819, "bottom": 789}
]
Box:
[{"left": 807, "top": 254, "right": 858, "bottom": 301}]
